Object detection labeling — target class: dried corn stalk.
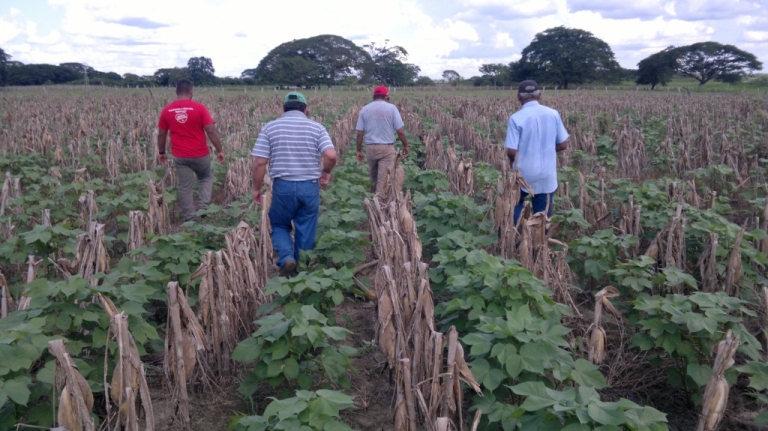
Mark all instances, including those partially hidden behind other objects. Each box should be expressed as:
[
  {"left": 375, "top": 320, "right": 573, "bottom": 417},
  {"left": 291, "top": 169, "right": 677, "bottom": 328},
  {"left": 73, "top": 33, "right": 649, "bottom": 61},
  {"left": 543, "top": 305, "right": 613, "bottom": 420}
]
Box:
[
  {"left": 365, "top": 177, "right": 481, "bottom": 431},
  {"left": 724, "top": 227, "right": 745, "bottom": 295},
  {"left": 164, "top": 282, "right": 211, "bottom": 430},
  {"left": 57, "top": 221, "right": 110, "bottom": 285},
  {"left": 761, "top": 196, "right": 768, "bottom": 255},
  {"left": 697, "top": 330, "right": 739, "bottom": 431},
  {"left": 147, "top": 176, "right": 170, "bottom": 234},
  {"left": 100, "top": 299, "right": 155, "bottom": 431},
  {"left": 493, "top": 170, "right": 532, "bottom": 259},
  {"left": 48, "top": 339, "right": 95, "bottom": 431},
  {"left": 77, "top": 190, "right": 98, "bottom": 221},
  {"left": 698, "top": 232, "right": 719, "bottom": 293},
  {"left": 128, "top": 211, "right": 152, "bottom": 258},
  {"left": 224, "top": 158, "right": 251, "bottom": 205},
  {"left": 644, "top": 205, "right": 686, "bottom": 292},
  {"left": 585, "top": 286, "right": 620, "bottom": 364},
  {"left": 0, "top": 171, "right": 17, "bottom": 216},
  {"left": 0, "top": 271, "right": 9, "bottom": 318}
]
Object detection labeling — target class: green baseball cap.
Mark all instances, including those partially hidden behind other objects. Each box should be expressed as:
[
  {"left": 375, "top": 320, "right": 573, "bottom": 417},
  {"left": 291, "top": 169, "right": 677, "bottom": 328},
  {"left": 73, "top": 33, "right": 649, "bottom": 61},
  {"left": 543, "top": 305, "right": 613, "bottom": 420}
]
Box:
[{"left": 284, "top": 91, "right": 307, "bottom": 104}]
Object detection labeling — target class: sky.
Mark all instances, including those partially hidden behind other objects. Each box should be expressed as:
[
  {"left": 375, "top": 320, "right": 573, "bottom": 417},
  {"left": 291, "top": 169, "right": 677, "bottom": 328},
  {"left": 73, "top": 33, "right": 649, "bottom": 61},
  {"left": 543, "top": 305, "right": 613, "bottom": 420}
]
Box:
[{"left": 1, "top": 0, "right": 766, "bottom": 80}]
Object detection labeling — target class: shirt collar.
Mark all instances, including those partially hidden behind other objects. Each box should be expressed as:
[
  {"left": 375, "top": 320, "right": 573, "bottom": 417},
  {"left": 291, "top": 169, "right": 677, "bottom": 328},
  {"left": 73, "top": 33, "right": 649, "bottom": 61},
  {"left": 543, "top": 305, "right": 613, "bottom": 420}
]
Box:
[
  {"left": 521, "top": 101, "right": 540, "bottom": 109},
  {"left": 281, "top": 111, "right": 307, "bottom": 118}
]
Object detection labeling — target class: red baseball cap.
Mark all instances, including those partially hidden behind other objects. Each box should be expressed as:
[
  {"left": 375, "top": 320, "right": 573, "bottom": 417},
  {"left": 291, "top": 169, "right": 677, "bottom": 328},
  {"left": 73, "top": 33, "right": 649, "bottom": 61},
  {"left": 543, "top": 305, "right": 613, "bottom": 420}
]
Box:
[{"left": 373, "top": 86, "right": 389, "bottom": 96}]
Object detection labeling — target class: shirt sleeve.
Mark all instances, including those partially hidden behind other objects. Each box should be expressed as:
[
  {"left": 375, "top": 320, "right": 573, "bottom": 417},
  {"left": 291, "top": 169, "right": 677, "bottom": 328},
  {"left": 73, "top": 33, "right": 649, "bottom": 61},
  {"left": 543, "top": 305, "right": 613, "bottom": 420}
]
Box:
[
  {"left": 355, "top": 111, "right": 365, "bottom": 131},
  {"left": 251, "top": 126, "right": 271, "bottom": 159},
  {"left": 392, "top": 107, "right": 405, "bottom": 130},
  {"left": 200, "top": 105, "right": 215, "bottom": 126},
  {"left": 317, "top": 126, "right": 334, "bottom": 154},
  {"left": 158, "top": 111, "right": 168, "bottom": 130},
  {"left": 504, "top": 117, "right": 520, "bottom": 150},
  {"left": 555, "top": 114, "right": 569, "bottom": 144}
]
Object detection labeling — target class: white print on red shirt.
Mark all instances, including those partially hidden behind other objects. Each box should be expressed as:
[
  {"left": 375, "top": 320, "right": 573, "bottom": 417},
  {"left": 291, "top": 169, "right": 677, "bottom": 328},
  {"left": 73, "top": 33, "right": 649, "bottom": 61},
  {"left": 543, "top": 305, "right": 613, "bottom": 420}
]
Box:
[{"left": 169, "top": 107, "right": 194, "bottom": 124}]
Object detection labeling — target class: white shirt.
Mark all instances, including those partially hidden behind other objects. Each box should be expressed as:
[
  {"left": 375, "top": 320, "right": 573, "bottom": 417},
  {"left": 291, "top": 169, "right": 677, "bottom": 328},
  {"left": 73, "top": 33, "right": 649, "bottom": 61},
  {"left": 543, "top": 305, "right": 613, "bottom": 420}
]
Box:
[{"left": 504, "top": 101, "right": 569, "bottom": 194}]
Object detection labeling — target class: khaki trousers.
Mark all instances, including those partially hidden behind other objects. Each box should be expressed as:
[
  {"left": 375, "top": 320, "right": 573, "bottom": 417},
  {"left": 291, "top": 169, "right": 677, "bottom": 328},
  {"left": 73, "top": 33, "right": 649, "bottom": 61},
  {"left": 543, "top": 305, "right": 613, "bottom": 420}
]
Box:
[
  {"left": 174, "top": 155, "right": 212, "bottom": 222},
  {"left": 366, "top": 145, "right": 396, "bottom": 198}
]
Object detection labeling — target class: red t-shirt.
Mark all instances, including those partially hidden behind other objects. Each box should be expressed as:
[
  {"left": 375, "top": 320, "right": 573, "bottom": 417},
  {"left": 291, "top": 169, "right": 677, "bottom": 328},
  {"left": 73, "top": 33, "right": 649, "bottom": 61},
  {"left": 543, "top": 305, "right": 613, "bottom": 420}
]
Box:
[{"left": 158, "top": 99, "right": 215, "bottom": 158}]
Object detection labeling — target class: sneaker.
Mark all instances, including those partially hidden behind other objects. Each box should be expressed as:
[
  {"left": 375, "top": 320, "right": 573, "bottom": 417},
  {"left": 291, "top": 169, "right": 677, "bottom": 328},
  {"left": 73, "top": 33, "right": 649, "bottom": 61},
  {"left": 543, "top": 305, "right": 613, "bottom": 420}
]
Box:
[{"left": 279, "top": 259, "right": 297, "bottom": 277}]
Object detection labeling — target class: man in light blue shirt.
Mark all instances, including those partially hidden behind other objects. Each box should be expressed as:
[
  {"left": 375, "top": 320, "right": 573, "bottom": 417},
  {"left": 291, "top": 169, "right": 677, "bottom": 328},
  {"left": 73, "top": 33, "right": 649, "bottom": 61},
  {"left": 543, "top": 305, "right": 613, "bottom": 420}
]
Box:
[{"left": 505, "top": 80, "right": 569, "bottom": 225}]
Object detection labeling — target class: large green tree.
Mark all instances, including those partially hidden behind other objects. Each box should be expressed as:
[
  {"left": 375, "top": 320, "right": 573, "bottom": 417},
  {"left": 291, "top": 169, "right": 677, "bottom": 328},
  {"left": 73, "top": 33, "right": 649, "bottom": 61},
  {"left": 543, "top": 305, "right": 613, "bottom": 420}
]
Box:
[
  {"left": 512, "top": 26, "right": 620, "bottom": 89},
  {"left": 256, "top": 35, "right": 370, "bottom": 86},
  {"left": 671, "top": 42, "right": 762, "bottom": 86},
  {"left": 636, "top": 46, "right": 678, "bottom": 90},
  {"left": 0, "top": 48, "right": 10, "bottom": 86},
  {"left": 479, "top": 63, "right": 509, "bottom": 86},
  {"left": 154, "top": 67, "right": 190, "bottom": 86},
  {"left": 362, "top": 41, "right": 420, "bottom": 86},
  {"left": 187, "top": 56, "right": 216, "bottom": 85}
]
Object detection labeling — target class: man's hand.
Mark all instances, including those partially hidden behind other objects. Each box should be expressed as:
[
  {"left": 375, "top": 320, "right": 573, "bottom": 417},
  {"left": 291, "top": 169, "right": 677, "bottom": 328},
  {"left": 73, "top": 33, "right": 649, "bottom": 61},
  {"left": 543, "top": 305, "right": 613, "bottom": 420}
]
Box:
[
  {"left": 402, "top": 146, "right": 410, "bottom": 157},
  {"left": 253, "top": 189, "right": 262, "bottom": 205},
  {"left": 320, "top": 171, "right": 332, "bottom": 187},
  {"left": 157, "top": 154, "right": 168, "bottom": 166},
  {"left": 356, "top": 150, "right": 364, "bottom": 164},
  {"left": 217, "top": 151, "right": 225, "bottom": 163}
]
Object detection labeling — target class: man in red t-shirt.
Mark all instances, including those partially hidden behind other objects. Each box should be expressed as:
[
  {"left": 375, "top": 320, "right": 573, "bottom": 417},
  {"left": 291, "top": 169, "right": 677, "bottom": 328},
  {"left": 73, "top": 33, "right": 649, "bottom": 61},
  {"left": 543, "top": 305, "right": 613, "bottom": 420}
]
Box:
[{"left": 157, "top": 79, "right": 225, "bottom": 223}]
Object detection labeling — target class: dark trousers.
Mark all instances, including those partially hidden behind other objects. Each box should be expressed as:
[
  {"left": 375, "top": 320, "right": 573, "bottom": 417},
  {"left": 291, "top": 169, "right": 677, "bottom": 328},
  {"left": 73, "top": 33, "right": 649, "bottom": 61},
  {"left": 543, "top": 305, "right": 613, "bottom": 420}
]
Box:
[
  {"left": 513, "top": 191, "right": 554, "bottom": 225},
  {"left": 269, "top": 179, "right": 320, "bottom": 268}
]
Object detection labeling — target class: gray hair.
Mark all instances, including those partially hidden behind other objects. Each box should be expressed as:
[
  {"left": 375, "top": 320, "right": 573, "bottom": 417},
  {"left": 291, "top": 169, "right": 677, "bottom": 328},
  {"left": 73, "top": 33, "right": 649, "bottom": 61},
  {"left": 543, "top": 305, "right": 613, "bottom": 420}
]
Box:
[{"left": 519, "top": 90, "right": 540, "bottom": 100}]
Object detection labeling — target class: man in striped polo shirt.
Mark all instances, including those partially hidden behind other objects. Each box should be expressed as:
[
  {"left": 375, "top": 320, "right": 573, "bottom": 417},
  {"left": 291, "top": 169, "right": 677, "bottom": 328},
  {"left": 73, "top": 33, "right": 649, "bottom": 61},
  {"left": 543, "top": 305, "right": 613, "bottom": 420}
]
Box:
[{"left": 251, "top": 92, "right": 337, "bottom": 277}]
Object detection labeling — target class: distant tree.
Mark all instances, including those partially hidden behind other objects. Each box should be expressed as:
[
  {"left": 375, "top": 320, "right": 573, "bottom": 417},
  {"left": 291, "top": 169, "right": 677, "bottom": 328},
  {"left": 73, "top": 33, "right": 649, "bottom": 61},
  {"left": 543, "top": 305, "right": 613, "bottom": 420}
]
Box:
[
  {"left": 0, "top": 47, "right": 10, "bottom": 86},
  {"left": 479, "top": 63, "right": 509, "bottom": 86},
  {"left": 123, "top": 73, "right": 141, "bottom": 86},
  {"left": 514, "top": 26, "right": 621, "bottom": 89},
  {"left": 265, "top": 56, "right": 321, "bottom": 87},
  {"left": 256, "top": 35, "right": 370, "bottom": 86},
  {"left": 672, "top": 42, "right": 762, "bottom": 86},
  {"left": 362, "top": 40, "right": 420, "bottom": 86},
  {"left": 636, "top": 46, "right": 678, "bottom": 90},
  {"left": 154, "top": 67, "right": 190, "bottom": 86},
  {"left": 442, "top": 70, "right": 461, "bottom": 83},
  {"left": 240, "top": 68, "right": 258, "bottom": 79},
  {"left": 6, "top": 64, "right": 81, "bottom": 85},
  {"left": 187, "top": 56, "right": 216, "bottom": 85},
  {"left": 59, "top": 62, "right": 95, "bottom": 74},
  {"left": 414, "top": 76, "right": 435, "bottom": 86}
]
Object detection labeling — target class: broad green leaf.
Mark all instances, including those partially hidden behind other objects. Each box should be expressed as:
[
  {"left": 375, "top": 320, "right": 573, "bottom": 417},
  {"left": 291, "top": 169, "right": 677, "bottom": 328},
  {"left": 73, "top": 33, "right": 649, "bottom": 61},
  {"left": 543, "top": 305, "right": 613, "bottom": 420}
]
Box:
[
  {"left": 2, "top": 379, "right": 31, "bottom": 406},
  {"left": 686, "top": 363, "right": 712, "bottom": 388},
  {"left": 571, "top": 359, "right": 608, "bottom": 389},
  {"left": 283, "top": 358, "right": 299, "bottom": 380},
  {"left": 587, "top": 402, "right": 627, "bottom": 426}
]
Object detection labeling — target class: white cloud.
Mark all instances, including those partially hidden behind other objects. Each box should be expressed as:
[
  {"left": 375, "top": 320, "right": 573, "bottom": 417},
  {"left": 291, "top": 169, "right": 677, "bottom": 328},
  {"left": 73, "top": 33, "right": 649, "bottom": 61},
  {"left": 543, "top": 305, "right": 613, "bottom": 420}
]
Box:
[
  {"left": 744, "top": 31, "right": 768, "bottom": 42},
  {"left": 493, "top": 32, "right": 515, "bottom": 48}
]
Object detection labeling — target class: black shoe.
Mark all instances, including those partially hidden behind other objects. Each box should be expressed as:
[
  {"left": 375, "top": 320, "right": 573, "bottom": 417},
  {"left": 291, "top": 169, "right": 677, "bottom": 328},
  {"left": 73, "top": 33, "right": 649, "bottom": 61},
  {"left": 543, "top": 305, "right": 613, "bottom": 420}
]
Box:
[{"left": 279, "top": 259, "right": 297, "bottom": 277}]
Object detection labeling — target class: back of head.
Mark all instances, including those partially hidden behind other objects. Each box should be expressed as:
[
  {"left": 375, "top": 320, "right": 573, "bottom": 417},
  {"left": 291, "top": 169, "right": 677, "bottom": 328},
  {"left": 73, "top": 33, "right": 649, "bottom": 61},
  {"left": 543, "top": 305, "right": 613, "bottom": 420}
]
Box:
[
  {"left": 176, "top": 79, "right": 193, "bottom": 96},
  {"left": 517, "top": 80, "right": 540, "bottom": 100},
  {"left": 283, "top": 91, "right": 307, "bottom": 112}
]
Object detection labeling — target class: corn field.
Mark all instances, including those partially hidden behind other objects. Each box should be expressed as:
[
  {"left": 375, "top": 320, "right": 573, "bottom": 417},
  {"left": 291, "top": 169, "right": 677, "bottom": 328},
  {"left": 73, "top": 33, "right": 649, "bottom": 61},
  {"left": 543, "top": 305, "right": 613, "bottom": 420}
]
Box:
[{"left": 0, "top": 87, "right": 767, "bottom": 431}]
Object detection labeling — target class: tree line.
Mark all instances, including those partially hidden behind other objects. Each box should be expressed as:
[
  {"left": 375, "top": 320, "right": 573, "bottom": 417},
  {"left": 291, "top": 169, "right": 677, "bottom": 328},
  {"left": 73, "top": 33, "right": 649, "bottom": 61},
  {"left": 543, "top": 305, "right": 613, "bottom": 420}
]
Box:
[{"left": 0, "top": 28, "right": 763, "bottom": 88}]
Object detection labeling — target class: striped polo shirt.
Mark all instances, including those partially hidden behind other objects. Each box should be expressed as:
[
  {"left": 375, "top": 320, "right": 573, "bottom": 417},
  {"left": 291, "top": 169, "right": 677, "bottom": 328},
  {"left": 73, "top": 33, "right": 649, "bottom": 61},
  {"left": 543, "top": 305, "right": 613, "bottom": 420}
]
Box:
[{"left": 251, "top": 111, "right": 335, "bottom": 181}]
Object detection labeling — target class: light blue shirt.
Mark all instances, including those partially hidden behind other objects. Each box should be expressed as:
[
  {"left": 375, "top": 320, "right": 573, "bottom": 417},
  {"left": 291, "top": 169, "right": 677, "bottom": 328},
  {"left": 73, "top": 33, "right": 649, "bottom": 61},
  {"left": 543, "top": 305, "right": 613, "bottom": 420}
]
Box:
[
  {"left": 355, "top": 101, "right": 405, "bottom": 144},
  {"left": 504, "top": 101, "right": 569, "bottom": 194}
]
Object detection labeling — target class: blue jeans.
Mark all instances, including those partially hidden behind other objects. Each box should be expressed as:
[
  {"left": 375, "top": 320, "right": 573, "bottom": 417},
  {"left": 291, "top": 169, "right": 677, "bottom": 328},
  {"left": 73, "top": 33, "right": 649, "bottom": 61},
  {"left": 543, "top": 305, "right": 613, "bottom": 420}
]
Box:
[
  {"left": 513, "top": 191, "right": 554, "bottom": 225},
  {"left": 269, "top": 179, "right": 320, "bottom": 268}
]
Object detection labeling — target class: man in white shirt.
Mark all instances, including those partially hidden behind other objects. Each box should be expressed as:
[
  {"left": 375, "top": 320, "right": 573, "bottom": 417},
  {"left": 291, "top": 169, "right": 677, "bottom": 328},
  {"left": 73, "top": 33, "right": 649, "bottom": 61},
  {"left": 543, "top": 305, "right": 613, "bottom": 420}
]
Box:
[
  {"left": 355, "top": 86, "right": 410, "bottom": 198},
  {"left": 505, "top": 80, "right": 569, "bottom": 224}
]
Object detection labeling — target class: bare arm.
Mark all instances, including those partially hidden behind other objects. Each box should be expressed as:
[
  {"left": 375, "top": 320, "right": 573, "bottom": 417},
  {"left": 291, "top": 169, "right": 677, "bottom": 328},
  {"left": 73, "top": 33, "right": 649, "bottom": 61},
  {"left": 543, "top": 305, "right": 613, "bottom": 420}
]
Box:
[
  {"left": 320, "top": 148, "right": 337, "bottom": 187},
  {"left": 204, "top": 123, "right": 224, "bottom": 154},
  {"left": 507, "top": 148, "right": 517, "bottom": 168},
  {"left": 157, "top": 128, "right": 168, "bottom": 153},
  {"left": 356, "top": 131, "right": 364, "bottom": 153},
  {"left": 396, "top": 128, "right": 409, "bottom": 156},
  {"left": 556, "top": 138, "right": 569, "bottom": 153},
  {"left": 251, "top": 156, "right": 269, "bottom": 204}
]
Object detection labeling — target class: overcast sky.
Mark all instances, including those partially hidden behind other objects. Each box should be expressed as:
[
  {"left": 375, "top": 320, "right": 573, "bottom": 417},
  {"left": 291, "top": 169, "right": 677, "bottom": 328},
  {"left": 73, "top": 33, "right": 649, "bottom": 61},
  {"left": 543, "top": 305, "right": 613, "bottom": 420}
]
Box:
[{"left": 1, "top": 0, "right": 766, "bottom": 80}]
